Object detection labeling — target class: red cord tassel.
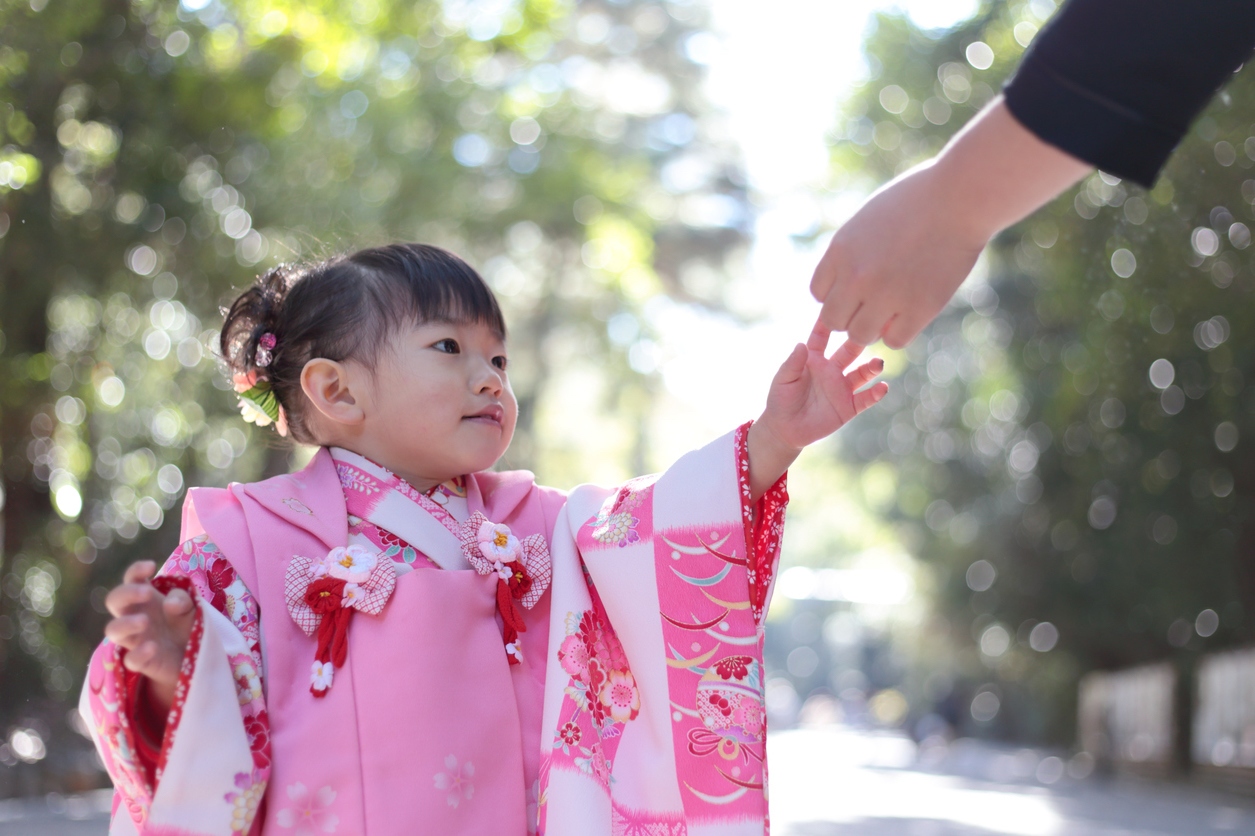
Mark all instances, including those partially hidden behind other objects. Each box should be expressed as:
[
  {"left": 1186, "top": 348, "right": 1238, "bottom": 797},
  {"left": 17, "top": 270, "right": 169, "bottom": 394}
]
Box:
[{"left": 496, "top": 577, "right": 528, "bottom": 665}]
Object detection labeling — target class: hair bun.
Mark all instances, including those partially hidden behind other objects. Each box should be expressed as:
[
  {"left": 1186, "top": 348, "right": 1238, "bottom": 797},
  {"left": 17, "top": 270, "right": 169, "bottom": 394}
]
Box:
[{"left": 220, "top": 264, "right": 292, "bottom": 375}]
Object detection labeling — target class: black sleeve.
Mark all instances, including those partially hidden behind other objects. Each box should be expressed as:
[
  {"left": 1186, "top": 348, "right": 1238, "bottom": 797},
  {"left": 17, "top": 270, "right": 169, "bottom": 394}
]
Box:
[{"left": 1003, "top": 0, "right": 1255, "bottom": 187}]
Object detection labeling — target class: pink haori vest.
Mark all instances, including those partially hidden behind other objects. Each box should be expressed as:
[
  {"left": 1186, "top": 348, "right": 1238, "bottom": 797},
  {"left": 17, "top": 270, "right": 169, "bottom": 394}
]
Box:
[{"left": 82, "top": 427, "right": 782, "bottom": 835}]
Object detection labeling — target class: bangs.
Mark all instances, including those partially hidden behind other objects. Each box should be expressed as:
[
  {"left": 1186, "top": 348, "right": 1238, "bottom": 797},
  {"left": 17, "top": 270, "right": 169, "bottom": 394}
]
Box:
[{"left": 349, "top": 243, "right": 506, "bottom": 340}]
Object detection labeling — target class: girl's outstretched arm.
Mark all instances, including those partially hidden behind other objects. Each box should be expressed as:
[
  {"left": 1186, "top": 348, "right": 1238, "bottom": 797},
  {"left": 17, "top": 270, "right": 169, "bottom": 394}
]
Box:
[{"left": 746, "top": 322, "right": 888, "bottom": 502}]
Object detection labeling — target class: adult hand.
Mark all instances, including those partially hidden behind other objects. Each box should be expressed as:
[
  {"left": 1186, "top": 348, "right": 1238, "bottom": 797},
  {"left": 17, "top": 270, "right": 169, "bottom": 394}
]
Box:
[
  {"left": 810, "top": 98, "right": 1092, "bottom": 349},
  {"left": 810, "top": 160, "right": 988, "bottom": 349}
]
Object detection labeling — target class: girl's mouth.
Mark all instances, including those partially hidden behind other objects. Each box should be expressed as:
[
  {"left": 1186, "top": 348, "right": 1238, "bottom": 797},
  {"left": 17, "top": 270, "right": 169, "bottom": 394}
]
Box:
[{"left": 465, "top": 405, "right": 504, "bottom": 427}]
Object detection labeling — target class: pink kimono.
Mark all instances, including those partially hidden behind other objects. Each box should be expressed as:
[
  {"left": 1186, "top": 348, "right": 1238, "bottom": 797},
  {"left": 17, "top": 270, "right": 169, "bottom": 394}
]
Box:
[{"left": 81, "top": 424, "right": 787, "bottom": 835}]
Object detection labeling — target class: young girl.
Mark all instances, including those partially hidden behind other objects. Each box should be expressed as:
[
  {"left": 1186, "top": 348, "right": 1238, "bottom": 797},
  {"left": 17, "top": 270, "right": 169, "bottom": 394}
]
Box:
[{"left": 82, "top": 243, "right": 886, "bottom": 836}]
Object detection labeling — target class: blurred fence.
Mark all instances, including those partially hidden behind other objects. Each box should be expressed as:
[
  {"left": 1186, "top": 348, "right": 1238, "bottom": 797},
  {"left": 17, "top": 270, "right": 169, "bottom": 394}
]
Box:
[
  {"left": 1079, "top": 648, "right": 1255, "bottom": 794},
  {"left": 1193, "top": 647, "right": 1255, "bottom": 794},
  {"left": 1078, "top": 663, "right": 1175, "bottom": 779}
]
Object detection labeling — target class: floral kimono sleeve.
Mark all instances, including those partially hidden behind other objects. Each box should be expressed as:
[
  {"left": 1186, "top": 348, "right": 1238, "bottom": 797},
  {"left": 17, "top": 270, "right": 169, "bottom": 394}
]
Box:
[
  {"left": 540, "top": 421, "right": 788, "bottom": 835},
  {"left": 80, "top": 535, "right": 270, "bottom": 835}
]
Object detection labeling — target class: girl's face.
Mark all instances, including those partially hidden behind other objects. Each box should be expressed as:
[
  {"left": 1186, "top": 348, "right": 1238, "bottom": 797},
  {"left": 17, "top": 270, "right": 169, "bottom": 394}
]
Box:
[{"left": 363, "top": 318, "right": 516, "bottom": 487}]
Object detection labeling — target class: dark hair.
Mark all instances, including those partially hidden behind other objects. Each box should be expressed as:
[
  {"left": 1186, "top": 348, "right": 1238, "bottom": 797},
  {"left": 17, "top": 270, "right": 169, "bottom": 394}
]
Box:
[{"left": 220, "top": 243, "right": 506, "bottom": 444}]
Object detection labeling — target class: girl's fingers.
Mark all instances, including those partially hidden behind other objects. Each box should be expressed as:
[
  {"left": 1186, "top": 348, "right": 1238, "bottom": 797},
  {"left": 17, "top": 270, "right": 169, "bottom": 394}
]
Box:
[
  {"left": 775, "top": 343, "right": 809, "bottom": 384},
  {"left": 105, "top": 583, "right": 153, "bottom": 617},
  {"left": 845, "top": 358, "right": 885, "bottom": 390},
  {"left": 104, "top": 613, "right": 149, "bottom": 646},
  {"left": 852, "top": 381, "right": 890, "bottom": 414},
  {"left": 123, "top": 561, "right": 158, "bottom": 585},
  {"left": 806, "top": 319, "right": 831, "bottom": 353},
  {"left": 163, "top": 589, "right": 194, "bottom": 618},
  {"left": 828, "top": 339, "right": 865, "bottom": 370},
  {"left": 122, "top": 640, "right": 158, "bottom": 673}
]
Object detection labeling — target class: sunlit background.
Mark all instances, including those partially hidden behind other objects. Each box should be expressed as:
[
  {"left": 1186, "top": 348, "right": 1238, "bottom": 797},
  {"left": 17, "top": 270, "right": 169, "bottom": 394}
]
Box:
[{"left": 3, "top": 0, "right": 1255, "bottom": 831}]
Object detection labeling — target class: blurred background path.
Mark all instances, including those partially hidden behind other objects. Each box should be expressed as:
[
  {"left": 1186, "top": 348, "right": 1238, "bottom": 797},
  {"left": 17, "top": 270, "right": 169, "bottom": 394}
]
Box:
[
  {"left": 770, "top": 727, "right": 1255, "bottom": 836},
  {"left": 9, "top": 726, "right": 1254, "bottom": 834}
]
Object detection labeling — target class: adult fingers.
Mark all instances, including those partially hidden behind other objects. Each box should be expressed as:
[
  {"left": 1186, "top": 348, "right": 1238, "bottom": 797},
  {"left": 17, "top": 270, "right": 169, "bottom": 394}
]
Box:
[
  {"left": 809, "top": 237, "right": 840, "bottom": 300},
  {"left": 104, "top": 613, "right": 148, "bottom": 647},
  {"left": 812, "top": 249, "right": 863, "bottom": 334},
  {"left": 852, "top": 381, "right": 890, "bottom": 414},
  {"left": 843, "top": 299, "right": 894, "bottom": 348},
  {"left": 881, "top": 306, "right": 935, "bottom": 350},
  {"left": 105, "top": 583, "right": 153, "bottom": 618},
  {"left": 818, "top": 295, "right": 863, "bottom": 337}
]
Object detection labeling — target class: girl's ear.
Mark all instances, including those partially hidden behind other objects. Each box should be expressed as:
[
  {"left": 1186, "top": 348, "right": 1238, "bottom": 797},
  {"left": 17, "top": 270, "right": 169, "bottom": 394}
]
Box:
[{"left": 301, "top": 358, "right": 365, "bottom": 427}]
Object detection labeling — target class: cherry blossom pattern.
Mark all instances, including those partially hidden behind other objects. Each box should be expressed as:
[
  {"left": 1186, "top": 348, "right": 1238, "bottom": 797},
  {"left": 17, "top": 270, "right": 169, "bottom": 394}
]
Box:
[
  {"left": 275, "top": 782, "right": 338, "bottom": 834},
  {"left": 574, "top": 742, "right": 612, "bottom": 785},
  {"left": 233, "top": 657, "right": 262, "bottom": 705},
  {"left": 285, "top": 545, "right": 397, "bottom": 696},
  {"left": 433, "top": 755, "right": 475, "bottom": 808},
  {"left": 458, "top": 512, "right": 552, "bottom": 665},
  {"left": 282, "top": 497, "right": 314, "bottom": 516},
  {"left": 590, "top": 511, "right": 641, "bottom": 547},
  {"left": 556, "top": 722, "right": 582, "bottom": 753},
  {"left": 558, "top": 606, "right": 637, "bottom": 730},
  {"left": 600, "top": 670, "right": 641, "bottom": 723},
  {"left": 224, "top": 768, "right": 268, "bottom": 835},
  {"left": 589, "top": 479, "right": 652, "bottom": 547},
  {"left": 549, "top": 598, "right": 641, "bottom": 789}
]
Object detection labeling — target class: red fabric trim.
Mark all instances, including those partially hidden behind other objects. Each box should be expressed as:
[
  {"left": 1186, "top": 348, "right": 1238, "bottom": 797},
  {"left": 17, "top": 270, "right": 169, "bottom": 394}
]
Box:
[
  {"left": 115, "top": 575, "right": 204, "bottom": 792},
  {"left": 150, "top": 575, "right": 203, "bottom": 789},
  {"left": 124, "top": 669, "right": 160, "bottom": 790},
  {"left": 734, "top": 421, "right": 790, "bottom": 626}
]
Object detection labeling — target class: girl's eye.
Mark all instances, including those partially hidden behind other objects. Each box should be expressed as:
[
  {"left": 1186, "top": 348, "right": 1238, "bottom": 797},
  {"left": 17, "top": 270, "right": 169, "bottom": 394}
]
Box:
[
  {"left": 492, "top": 356, "right": 508, "bottom": 371},
  {"left": 433, "top": 338, "right": 460, "bottom": 354}
]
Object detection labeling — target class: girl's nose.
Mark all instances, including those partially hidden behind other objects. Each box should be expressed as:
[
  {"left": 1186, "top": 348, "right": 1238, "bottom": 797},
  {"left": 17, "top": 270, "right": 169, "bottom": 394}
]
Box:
[{"left": 472, "top": 359, "right": 504, "bottom": 395}]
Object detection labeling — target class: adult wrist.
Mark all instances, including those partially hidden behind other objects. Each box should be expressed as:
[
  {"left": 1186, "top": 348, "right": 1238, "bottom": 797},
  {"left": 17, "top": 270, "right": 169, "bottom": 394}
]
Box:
[{"left": 925, "top": 144, "right": 1007, "bottom": 246}]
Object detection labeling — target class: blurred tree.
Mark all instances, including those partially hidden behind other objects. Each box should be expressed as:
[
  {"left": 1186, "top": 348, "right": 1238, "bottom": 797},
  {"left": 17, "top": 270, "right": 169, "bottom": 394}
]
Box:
[
  {"left": 0, "top": 0, "right": 747, "bottom": 794},
  {"left": 832, "top": 1, "right": 1255, "bottom": 744}
]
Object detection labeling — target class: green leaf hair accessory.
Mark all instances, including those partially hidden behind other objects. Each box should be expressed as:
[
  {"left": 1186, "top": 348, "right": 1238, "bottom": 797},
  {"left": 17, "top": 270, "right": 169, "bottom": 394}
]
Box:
[{"left": 232, "top": 370, "right": 289, "bottom": 436}]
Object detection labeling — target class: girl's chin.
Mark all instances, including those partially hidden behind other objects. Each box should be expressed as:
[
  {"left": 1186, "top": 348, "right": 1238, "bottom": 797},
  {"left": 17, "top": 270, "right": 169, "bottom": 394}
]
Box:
[{"left": 461, "top": 446, "right": 510, "bottom": 475}]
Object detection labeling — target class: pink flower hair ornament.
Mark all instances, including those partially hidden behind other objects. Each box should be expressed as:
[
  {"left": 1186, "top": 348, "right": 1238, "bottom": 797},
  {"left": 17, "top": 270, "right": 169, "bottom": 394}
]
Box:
[{"left": 232, "top": 370, "right": 288, "bottom": 437}]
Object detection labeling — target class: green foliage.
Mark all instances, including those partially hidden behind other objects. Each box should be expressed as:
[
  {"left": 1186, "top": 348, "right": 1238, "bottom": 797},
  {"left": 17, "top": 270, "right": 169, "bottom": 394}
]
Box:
[
  {"left": 0, "top": 0, "right": 745, "bottom": 792},
  {"left": 838, "top": 1, "right": 1255, "bottom": 743}
]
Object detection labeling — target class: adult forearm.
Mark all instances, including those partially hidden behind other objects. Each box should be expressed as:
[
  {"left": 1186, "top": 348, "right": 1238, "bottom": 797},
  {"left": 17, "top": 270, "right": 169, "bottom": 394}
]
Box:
[{"left": 931, "top": 97, "right": 1092, "bottom": 241}]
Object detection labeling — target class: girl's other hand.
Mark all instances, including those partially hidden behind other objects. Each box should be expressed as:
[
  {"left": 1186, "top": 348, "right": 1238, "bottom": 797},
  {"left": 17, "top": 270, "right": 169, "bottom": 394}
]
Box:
[
  {"left": 103, "top": 561, "right": 196, "bottom": 716},
  {"left": 747, "top": 321, "right": 888, "bottom": 501}
]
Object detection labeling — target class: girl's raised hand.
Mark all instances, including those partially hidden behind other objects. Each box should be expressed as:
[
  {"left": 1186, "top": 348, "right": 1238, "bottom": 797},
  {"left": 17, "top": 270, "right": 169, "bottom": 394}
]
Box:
[
  {"left": 747, "top": 320, "right": 888, "bottom": 500},
  {"left": 103, "top": 561, "right": 196, "bottom": 715}
]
